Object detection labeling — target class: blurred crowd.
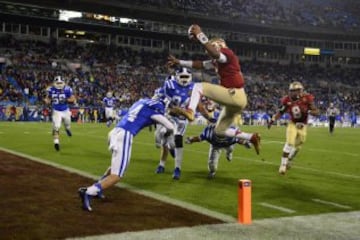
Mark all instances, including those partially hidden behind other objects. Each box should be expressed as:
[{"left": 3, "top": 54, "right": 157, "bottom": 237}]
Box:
[
  {"left": 0, "top": 36, "right": 359, "bottom": 122},
  {"left": 126, "top": 0, "right": 359, "bottom": 32}
]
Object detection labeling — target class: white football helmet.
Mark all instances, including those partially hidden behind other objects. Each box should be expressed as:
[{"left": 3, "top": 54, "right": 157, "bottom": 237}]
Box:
[
  {"left": 106, "top": 92, "right": 113, "bottom": 98},
  {"left": 53, "top": 76, "right": 65, "bottom": 89},
  {"left": 175, "top": 68, "right": 192, "bottom": 87}
]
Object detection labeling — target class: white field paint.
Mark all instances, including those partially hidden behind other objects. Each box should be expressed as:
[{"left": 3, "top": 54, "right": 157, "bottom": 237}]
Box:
[
  {"left": 1, "top": 124, "right": 360, "bottom": 179},
  {"left": 4, "top": 125, "right": 360, "bottom": 180},
  {"left": 259, "top": 202, "right": 296, "bottom": 213},
  {"left": 312, "top": 198, "right": 352, "bottom": 209}
]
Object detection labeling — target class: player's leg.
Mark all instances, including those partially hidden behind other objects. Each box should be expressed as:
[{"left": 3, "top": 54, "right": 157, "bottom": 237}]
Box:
[
  {"left": 172, "top": 119, "right": 187, "bottom": 180},
  {"left": 105, "top": 107, "right": 113, "bottom": 127},
  {"left": 225, "top": 145, "right": 234, "bottom": 162},
  {"left": 289, "top": 126, "right": 307, "bottom": 164},
  {"left": 63, "top": 110, "right": 72, "bottom": 137},
  {"left": 208, "top": 145, "right": 221, "bottom": 179},
  {"left": 52, "top": 110, "right": 62, "bottom": 151},
  {"left": 279, "top": 123, "right": 297, "bottom": 174},
  {"left": 154, "top": 124, "right": 174, "bottom": 173},
  {"left": 215, "top": 106, "right": 261, "bottom": 155},
  {"left": 171, "top": 83, "right": 247, "bottom": 121},
  {"left": 78, "top": 128, "right": 133, "bottom": 211}
]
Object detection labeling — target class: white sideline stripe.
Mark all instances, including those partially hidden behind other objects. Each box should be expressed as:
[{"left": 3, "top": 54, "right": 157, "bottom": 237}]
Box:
[
  {"left": 259, "top": 202, "right": 296, "bottom": 213},
  {"left": 0, "top": 147, "right": 236, "bottom": 223},
  {"left": 312, "top": 198, "right": 352, "bottom": 209}
]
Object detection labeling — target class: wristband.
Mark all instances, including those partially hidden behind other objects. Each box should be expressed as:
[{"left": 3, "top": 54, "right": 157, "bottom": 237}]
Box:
[
  {"left": 179, "top": 60, "right": 193, "bottom": 68},
  {"left": 196, "top": 32, "right": 209, "bottom": 44}
]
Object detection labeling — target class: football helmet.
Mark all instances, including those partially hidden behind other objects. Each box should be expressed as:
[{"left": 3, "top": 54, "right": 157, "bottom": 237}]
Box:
[
  {"left": 289, "top": 81, "right": 304, "bottom": 100},
  {"left": 53, "top": 76, "right": 65, "bottom": 89},
  {"left": 106, "top": 92, "right": 113, "bottom": 98},
  {"left": 175, "top": 67, "right": 192, "bottom": 87}
]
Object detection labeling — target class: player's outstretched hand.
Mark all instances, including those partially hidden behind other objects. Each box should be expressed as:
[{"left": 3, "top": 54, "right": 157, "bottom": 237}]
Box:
[
  {"left": 185, "top": 137, "right": 192, "bottom": 144},
  {"left": 167, "top": 55, "right": 179, "bottom": 67}
]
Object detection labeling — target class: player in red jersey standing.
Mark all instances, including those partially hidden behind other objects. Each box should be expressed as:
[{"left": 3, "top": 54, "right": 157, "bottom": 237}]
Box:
[
  {"left": 168, "top": 24, "right": 261, "bottom": 155},
  {"left": 267, "top": 81, "right": 320, "bottom": 174}
]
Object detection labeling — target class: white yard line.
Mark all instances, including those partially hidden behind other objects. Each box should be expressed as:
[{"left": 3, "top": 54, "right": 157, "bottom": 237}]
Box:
[
  {"left": 259, "top": 202, "right": 296, "bottom": 213},
  {"left": 312, "top": 198, "right": 352, "bottom": 209}
]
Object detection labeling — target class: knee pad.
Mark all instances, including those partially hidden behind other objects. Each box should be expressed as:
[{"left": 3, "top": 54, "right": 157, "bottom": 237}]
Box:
[
  {"left": 175, "top": 135, "right": 183, "bottom": 148},
  {"left": 283, "top": 143, "right": 294, "bottom": 154}
]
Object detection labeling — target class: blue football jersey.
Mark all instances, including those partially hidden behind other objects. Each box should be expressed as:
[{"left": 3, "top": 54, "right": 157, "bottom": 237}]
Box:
[
  {"left": 103, "top": 97, "right": 116, "bottom": 108},
  {"left": 47, "top": 86, "right": 73, "bottom": 111},
  {"left": 116, "top": 98, "right": 165, "bottom": 135},
  {"left": 163, "top": 79, "right": 194, "bottom": 108},
  {"left": 200, "top": 125, "right": 239, "bottom": 148}
]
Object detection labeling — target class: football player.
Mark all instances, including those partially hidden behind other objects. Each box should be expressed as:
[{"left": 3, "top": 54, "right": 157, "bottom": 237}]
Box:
[
  {"left": 185, "top": 124, "right": 251, "bottom": 179},
  {"left": 44, "top": 76, "right": 76, "bottom": 151},
  {"left": 103, "top": 91, "right": 117, "bottom": 127},
  {"left": 78, "top": 97, "right": 174, "bottom": 212},
  {"left": 167, "top": 24, "right": 261, "bottom": 155},
  {"left": 156, "top": 68, "right": 194, "bottom": 180},
  {"left": 267, "top": 81, "right": 320, "bottom": 174}
]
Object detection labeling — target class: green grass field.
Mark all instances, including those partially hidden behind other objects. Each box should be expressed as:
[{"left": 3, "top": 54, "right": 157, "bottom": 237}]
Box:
[{"left": 0, "top": 122, "right": 359, "bottom": 220}]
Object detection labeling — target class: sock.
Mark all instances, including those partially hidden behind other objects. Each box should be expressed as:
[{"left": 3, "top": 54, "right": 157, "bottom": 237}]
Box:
[
  {"left": 54, "top": 138, "right": 59, "bottom": 144},
  {"left": 280, "top": 157, "right": 288, "bottom": 166},
  {"left": 174, "top": 148, "right": 183, "bottom": 169},
  {"left": 86, "top": 183, "right": 102, "bottom": 196},
  {"left": 188, "top": 83, "right": 203, "bottom": 112},
  {"left": 159, "top": 160, "right": 166, "bottom": 167}
]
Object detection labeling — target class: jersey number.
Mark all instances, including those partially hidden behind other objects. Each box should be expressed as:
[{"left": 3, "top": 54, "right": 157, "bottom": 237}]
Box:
[
  {"left": 52, "top": 93, "right": 66, "bottom": 104},
  {"left": 291, "top": 105, "right": 302, "bottom": 119},
  {"left": 128, "top": 105, "right": 143, "bottom": 122}
]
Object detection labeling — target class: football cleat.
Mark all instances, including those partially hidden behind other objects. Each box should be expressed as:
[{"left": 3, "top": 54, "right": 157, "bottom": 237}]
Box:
[
  {"left": 170, "top": 107, "right": 195, "bottom": 121},
  {"left": 226, "top": 152, "right": 233, "bottom": 162},
  {"left": 172, "top": 167, "right": 181, "bottom": 180},
  {"left": 54, "top": 143, "right": 60, "bottom": 151},
  {"left": 207, "top": 171, "right": 216, "bottom": 179},
  {"left": 65, "top": 129, "right": 72, "bottom": 137},
  {"left": 278, "top": 165, "right": 287, "bottom": 175},
  {"left": 250, "top": 133, "right": 261, "bottom": 155},
  {"left": 155, "top": 165, "right": 165, "bottom": 174},
  {"left": 78, "top": 187, "right": 92, "bottom": 211}
]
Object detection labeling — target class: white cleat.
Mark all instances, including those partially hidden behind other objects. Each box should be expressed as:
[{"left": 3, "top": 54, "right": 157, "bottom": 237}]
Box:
[{"left": 279, "top": 164, "right": 287, "bottom": 175}]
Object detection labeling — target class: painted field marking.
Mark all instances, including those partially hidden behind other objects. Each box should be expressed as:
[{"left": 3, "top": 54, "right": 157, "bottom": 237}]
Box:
[
  {"left": 259, "top": 202, "right": 296, "bottom": 214},
  {"left": 3, "top": 124, "right": 360, "bottom": 180},
  {"left": 312, "top": 198, "right": 352, "bottom": 209}
]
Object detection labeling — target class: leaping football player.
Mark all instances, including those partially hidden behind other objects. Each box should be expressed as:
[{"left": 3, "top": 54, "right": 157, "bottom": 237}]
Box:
[
  {"left": 168, "top": 24, "right": 261, "bottom": 156},
  {"left": 44, "top": 76, "right": 76, "bottom": 151},
  {"left": 267, "top": 81, "right": 320, "bottom": 174}
]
